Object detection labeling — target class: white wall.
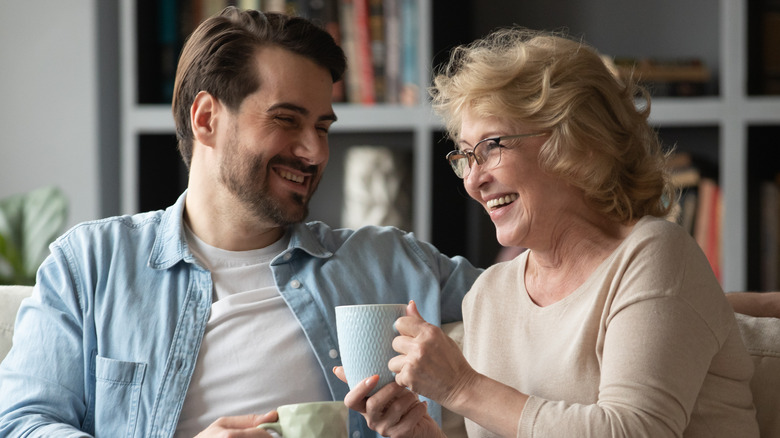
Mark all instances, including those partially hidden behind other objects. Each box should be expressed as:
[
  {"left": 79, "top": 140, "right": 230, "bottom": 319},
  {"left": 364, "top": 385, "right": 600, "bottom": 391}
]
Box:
[{"left": 0, "top": 1, "right": 100, "bottom": 228}]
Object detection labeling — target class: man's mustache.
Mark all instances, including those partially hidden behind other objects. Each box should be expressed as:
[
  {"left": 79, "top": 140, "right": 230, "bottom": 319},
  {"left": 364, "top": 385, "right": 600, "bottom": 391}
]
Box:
[{"left": 268, "top": 156, "right": 320, "bottom": 176}]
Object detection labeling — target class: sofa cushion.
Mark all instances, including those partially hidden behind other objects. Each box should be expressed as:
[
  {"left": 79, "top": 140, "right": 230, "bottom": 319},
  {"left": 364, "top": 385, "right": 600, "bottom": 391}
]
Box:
[
  {"left": 0, "top": 285, "right": 33, "bottom": 362},
  {"left": 735, "top": 312, "right": 780, "bottom": 438}
]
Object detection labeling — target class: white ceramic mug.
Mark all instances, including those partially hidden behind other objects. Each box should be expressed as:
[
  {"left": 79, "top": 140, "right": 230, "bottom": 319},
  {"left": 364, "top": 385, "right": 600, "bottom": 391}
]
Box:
[{"left": 335, "top": 303, "right": 407, "bottom": 395}]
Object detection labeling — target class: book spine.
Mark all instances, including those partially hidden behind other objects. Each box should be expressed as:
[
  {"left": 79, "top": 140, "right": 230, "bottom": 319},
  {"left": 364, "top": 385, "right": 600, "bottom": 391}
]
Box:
[
  {"left": 159, "top": 0, "right": 179, "bottom": 103},
  {"left": 339, "top": 0, "right": 361, "bottom": 103},
  {"left": 382, "top": 0, "right": 400, "bottom": 103},
  {"left": 369, "top": 0, "right": 386, "bottom": 102},
  {"left": 760, "top": 180, "right": 780, "bottom": 290},
  {"left": 399, "top": 0, "right": 418, "bottom": 105},
  {"left": 694, "top": 178, "right": 721, "bottom": 282},
  {"left": 353, "top": 0, "right": 376, "bottom": 104}
]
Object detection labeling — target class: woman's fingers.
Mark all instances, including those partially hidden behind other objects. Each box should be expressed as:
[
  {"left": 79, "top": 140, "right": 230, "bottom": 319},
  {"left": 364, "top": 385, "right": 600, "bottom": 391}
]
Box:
[{"left": 341, "top": 374, "right": 380, "bottom": 412}]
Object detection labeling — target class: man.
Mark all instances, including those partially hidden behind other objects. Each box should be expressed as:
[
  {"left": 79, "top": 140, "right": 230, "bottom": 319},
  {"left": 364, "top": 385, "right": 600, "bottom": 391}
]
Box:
[{"left": 0, "top": 8, "right": 480, "bottom": 438}]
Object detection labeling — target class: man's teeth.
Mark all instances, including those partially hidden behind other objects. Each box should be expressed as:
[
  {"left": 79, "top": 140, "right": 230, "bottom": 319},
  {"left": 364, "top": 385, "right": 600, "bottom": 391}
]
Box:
[
  {"left": 487, "top": 194, "right": 518, "bottom": 209},
  {"left": 280, "top": 171, "right": 304, "bottom": 183}
]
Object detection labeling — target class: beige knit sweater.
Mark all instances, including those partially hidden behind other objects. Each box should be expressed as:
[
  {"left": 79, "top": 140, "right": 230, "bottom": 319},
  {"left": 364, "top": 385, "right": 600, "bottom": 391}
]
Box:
[{"left": 462, "top": 216, "right": 759, "bottom": 437}]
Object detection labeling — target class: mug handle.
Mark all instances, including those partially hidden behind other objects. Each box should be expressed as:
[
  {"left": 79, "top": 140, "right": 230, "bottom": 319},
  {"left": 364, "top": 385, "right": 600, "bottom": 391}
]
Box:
[{"left": 257, "top": 422, "right": 283, "bottom": 437}]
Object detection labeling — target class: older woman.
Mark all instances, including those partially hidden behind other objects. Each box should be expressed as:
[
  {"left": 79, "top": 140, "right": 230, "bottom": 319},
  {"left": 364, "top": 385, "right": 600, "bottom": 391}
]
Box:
[{"left": 338, "top": 28, "right": 760, "bottom": 437}]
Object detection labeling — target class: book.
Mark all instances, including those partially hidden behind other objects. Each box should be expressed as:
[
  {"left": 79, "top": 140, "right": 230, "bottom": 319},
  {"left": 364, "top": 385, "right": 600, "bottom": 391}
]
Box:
[
  {"left": 339, "top": 0, "right": 360, "bottom": 103},
  {"left": 237, "top": 0, "right": 261, "bottom": 10},
  {"left": 613, "top": 57, "right": 711, "bottom": 96},
  {"left": 760, "top": 179, "right": 780, "bottom": 290},
  {"left": 353, "top": 0, "right": 376, "bottom": 104},
  {"left": 665, "top": 152, "right": 701, "bottom": 229},
  {"left": 678, "top": 189, "right": 698, "bottom": 236},
  {"left": 382, "top": 0, "right": 401, "bottom": 104},
  {"left": 368, "top": 0, "right": 386, "bottom": 102},
  {"left": 762, "top": 11, "right": 780, "bottom": 93},
  {"left": 399, "top": 0, "right": 418, "bottom": 105},
  {"left": 694, "top": 177, "right": 721, "bottom": 282},
  {"left": 159, "top": 0, "right": 180, "bottom": 103},
  {"left": 263, "top": 0, "right": 288, "bottom": 13}
]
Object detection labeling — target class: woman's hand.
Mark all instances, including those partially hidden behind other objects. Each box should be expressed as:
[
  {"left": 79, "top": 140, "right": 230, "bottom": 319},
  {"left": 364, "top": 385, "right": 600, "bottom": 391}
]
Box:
[
  {"left": 333, "top": 367, "right": 444, "bottom": 438},
  {"left": 390, "top": 301, "right": 478, "bottom": 408}
]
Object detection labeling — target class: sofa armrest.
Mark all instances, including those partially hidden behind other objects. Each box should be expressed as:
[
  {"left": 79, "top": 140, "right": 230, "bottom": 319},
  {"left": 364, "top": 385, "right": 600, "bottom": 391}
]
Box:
[
  {"left": 0, "top": 285, "right": 34, "bottom": 362},
  {"left": 735, "top": 313, "right": 780, "bottom": 438}
]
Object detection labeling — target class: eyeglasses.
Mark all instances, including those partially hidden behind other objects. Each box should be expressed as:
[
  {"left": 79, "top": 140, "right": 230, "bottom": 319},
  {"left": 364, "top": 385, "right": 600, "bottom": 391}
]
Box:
[{"left": 445, "top": 133, "right": 548, "bottom": 178}]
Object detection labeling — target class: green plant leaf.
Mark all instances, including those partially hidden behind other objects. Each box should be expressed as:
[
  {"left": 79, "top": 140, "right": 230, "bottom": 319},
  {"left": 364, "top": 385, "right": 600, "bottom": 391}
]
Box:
[
  {"left": 0, "top": 186, "right": 68, "bottom": 285},
  {"left": 0, "top": 232, "right": 25, "bottom": 283}
]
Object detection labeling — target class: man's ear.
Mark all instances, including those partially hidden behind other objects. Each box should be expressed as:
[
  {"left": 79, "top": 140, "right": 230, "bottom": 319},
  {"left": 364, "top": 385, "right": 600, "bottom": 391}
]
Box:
[{"left": 191, "top": 91, "right": 220, "bottom": 147}]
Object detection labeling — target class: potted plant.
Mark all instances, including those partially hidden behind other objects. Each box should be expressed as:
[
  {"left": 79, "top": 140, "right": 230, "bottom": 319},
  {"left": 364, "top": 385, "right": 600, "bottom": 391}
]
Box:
[{"left": 0, "top": 186, "right": 68, "bottom": 285}]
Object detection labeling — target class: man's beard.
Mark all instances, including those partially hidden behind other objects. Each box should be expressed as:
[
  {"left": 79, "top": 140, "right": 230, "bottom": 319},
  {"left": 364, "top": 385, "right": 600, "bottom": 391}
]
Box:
[{"left": 219, "top": 139, "right": 319, "bottom": 226}]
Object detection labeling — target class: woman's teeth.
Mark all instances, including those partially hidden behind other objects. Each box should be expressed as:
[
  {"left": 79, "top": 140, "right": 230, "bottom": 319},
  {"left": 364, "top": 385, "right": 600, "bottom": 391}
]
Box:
[
  {"left": 487, "top": 194, "right": 518, "bottom": 209},
  {"left": 280, "top": 171, "right": 304, "bottom": 184}
]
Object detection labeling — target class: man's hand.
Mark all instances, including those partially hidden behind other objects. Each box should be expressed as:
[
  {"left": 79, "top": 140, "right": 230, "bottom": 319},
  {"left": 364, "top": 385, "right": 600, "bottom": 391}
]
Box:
[
  {"left": 727, "top": 291, "right": 780, "bottom": 318},
  {"left": 195, "top": 412, "right": 278, "bottom": 437}
]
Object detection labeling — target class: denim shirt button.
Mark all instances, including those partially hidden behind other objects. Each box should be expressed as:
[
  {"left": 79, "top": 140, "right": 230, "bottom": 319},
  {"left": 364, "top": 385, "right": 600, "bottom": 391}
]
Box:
[
  {"left": 352, "top": 431, "right": 361, "bottom": 438},
  {"left": 283, "top": 252, "right": 292, "bottom": 261},
  {"left": 290, "top": 279, "right": 301, "bottom": 289},
  {"left": 329, "top": 349, "right": 338, "bottom": 359}
]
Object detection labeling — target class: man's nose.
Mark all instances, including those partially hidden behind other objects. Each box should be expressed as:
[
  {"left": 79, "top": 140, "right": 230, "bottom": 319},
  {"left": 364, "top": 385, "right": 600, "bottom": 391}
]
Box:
[{"left": 293, "top": 129, "right": 329, "bottom": 166}]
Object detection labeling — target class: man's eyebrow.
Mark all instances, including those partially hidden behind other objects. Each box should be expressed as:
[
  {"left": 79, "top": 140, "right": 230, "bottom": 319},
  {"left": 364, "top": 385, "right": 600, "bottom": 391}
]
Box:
[{"left": 267, "top": 102, "right": 338, "bottom": 122}]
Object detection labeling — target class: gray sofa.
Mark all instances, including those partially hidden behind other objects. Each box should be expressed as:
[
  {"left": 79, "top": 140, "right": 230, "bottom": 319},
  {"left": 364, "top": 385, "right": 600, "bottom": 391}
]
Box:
[{"left": 1, "top": 285, "right": 778, "bottom": 436}]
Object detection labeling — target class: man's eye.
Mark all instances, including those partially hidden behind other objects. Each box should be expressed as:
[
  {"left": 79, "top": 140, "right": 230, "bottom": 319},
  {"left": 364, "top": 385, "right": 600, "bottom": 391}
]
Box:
[{"left": 276, "top": 115, "right": 297, "bottom": 125}]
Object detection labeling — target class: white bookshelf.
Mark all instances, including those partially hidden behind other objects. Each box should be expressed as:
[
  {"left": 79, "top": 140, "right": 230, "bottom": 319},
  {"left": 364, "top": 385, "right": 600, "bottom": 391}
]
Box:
[
  {"left": 119, "top": 0, "right": 439, "bottom": 242},
  {"left": 119, "top": 0, "right": 780, "bottom": 289},
  {"left": 469, "top": 0, "right": 780, "bottom": 291}
]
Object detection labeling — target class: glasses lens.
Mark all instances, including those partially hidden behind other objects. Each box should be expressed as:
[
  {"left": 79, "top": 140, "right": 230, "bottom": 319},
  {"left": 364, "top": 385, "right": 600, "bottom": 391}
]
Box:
[
  {"left": 475, "top": 139, "right": 502, "bottom": 170},
  {"left": 447, "top": 152, "right": 468, "bottom": 178}
]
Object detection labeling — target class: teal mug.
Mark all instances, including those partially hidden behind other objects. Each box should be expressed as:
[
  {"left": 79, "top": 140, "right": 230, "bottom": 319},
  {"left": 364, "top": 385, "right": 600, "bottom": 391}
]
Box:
[{"left": 257, "top": 401, "right": 348, "bottom": 438}]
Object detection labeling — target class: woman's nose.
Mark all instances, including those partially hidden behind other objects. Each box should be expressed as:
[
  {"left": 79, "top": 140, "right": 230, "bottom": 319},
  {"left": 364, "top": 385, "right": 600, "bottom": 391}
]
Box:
[{"left": 463, "top": 161, "right": 489, "bottom": 191}]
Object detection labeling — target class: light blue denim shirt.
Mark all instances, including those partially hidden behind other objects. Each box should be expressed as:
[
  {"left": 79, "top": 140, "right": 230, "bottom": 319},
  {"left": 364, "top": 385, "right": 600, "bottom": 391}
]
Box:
[{"left": 0, "top": 192, "right": 480, "bottom": 438}]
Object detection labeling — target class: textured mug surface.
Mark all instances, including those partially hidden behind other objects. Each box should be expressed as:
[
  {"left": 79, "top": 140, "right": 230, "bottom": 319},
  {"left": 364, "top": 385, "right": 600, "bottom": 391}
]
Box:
[
  {"left": 256, "top": 401, "right": 348, "bottom": 438},
  {"left": 335, "top": 304, "right": 407, "bottom": 396}
]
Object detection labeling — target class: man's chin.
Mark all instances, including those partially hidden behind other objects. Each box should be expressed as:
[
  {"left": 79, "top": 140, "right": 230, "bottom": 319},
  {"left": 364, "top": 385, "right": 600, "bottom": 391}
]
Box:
[{"left": 262, "top": 196, "right": 309, "bottom": 226}]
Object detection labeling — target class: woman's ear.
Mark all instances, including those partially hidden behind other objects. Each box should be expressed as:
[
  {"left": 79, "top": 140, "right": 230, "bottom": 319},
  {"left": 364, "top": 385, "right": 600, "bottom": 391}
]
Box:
[{"left": 191, "top": 91, "right": 219, "bottom": 147}]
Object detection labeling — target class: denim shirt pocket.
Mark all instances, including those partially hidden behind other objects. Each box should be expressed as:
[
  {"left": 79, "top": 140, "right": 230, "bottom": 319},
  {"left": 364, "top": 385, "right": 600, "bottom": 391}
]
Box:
[{"left": 93, "top": 355, "right": 147, "bottom": 438}]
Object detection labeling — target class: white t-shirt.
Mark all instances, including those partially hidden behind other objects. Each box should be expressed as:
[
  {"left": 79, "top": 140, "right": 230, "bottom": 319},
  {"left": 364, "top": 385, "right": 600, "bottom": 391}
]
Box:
[{"left": 174, "top": 227, "right": 331, "bottom": 437}]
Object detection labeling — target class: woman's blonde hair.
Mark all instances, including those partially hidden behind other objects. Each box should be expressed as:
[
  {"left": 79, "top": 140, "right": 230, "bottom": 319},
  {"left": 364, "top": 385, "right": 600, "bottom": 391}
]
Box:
[{"left": 431, "top": 28, "right": 675, "bottom": 223}]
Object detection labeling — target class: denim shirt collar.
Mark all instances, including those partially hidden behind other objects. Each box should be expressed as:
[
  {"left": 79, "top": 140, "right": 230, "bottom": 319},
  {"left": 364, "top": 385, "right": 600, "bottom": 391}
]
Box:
[
  {"left": 148, "top": 191, "right": 334, "bottom": 270},
  {"left": 149, "top": 191, "right": 192, "bottom": 270},
  {"left": 278, "top": 222, "right": 334, "bottom": 263}
]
